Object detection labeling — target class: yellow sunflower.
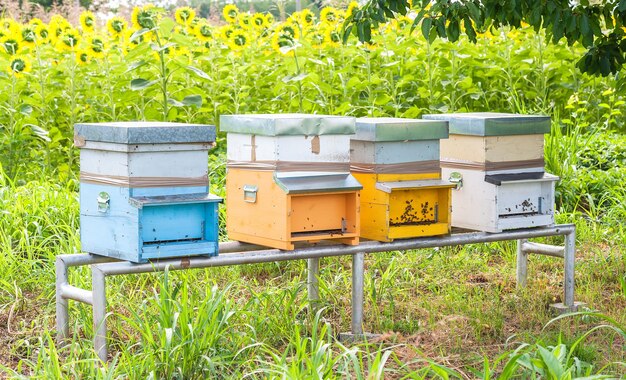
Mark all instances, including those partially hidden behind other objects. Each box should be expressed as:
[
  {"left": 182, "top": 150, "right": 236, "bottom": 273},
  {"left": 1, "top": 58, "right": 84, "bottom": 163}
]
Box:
[
  {"left": 324, "top": 27, "right": 341, "bottom": 48},
  {"left": 1, "top": 35, "right": 21, "bottom": 55},
  {"left": 48, "top": 16, "right": 70, "bottom": 44},
  {"left": 222, "top": 4, "right": 239, "bottom": 24},
  {"left": 275, "top": 22, "right": 300, "bottom": 40},
  {"left": 271, "top": 32, "right": 296, "bottom": 56},
  {"left": 252, "top": 13, "right": 268, "bottom": 30},
  {"left": 238, "top": 12, "right": 252, "bottom": 30},
  {"left": 87, "top": 35, "right": 107, "bottom": 58},
  {"left": 20, "top": 25, "right": 37, "bottom": 48},
  {"left": 29, "top": 18, "right": 44, "bottom": 27},
  {"left": 228, "top": 29, "right": 250, "bottom": 51},
  {"left": 56, "top": 28, "right": 81, "bottom": 51},
  {"left": 76, "top": 49, "right": 91, "bottom": 65},
  {"left": 7, "top": 55, "right": 31, "bottom": 77},
  {"left": 175, "top": 6, "right": 195, "bottom": 26},
  {"left": 308, "top": 28, "right": 324, "bottom": 49},
  {"left": 194, "top": 21, "right": 214, "bottom": 42},
  {"left": 0, "top": 18, "right": 20, "bottom": 35},
  {"left": 346, "top": 1, "right": 359, "bottom": 18},
  {"left": 34, "top": 24, "right": 49, "bottom": 44},
  {"left": 219, "top": 24, "right": 235, "bottom": 41},
  {"left": 131, "top": 4, "right": 159, "bottom": 30},
  {"left": 320, "top": 7, "right": 342, "bottom": 25},
  {"left": 106, "top": 16, "right": 127, "bottom": 38},
  {"left": 299, "top": 9, "right": 315, "bottom": 28},
  {"left": 80, "top": 11, "right": 96, "bottom": 32}
]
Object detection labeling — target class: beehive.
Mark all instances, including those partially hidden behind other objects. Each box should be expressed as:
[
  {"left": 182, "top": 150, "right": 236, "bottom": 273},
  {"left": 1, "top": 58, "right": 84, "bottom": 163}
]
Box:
[
  {"left": 423, "top": 112, "right": 558, "bottom": 232},
  {"left": 221, "top": 114, "right": 362, "bottom": 250},
  {"left": 75, "top": 122, "right": 222, "bottom": 263},
  {"left": 350, "top": 118, "right": 455, "bottom": 241}
]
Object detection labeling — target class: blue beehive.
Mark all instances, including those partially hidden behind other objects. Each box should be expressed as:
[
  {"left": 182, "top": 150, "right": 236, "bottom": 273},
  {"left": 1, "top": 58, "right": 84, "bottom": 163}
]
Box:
[{"left": 75, "top": 122, "right": 222, "bottom": 263}]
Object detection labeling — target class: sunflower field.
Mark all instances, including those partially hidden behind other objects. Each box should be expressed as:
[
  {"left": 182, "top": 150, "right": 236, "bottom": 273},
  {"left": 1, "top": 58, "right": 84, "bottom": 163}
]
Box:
[{"left": 1, "top": 3, "right": 626, "bottom": 378}]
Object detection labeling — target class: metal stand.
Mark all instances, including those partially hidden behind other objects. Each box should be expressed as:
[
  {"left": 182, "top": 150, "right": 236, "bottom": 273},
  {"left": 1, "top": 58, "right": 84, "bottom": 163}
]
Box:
[{"left": 56, "top": 224, "right": 580, "bottom": 362}]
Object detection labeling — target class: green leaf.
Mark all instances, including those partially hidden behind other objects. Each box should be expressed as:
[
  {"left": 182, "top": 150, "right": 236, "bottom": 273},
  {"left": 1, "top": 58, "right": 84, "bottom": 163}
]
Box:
[
  {"left": 167, "top": 98, "right": 184, "bottom": 107},
  {"left": 26, "top": 124, "right": 50, "bottom": 142},
  {"left": 124, "top": 60, "right": 148, "bottom": 74},
  {"left": 150, "top": 42, "right": 176, "bottom": 52},
  {"left": 421, "top": 17, "right": 432, "bottom": 40},
  {"left": 130, "top": 78, "right": 158, "bottom": 91},
  {"left": 130, "top": 28, "right": 152, "bottom": 42},
  {"left": 186, "top": 65, "right": 211, "bottom": 80},
  {"left": 19, "top": 104, "right": 33, "bottom": 116},
  {"left": 158, "top": 17, "right": 176, "bottom": 38},
  {"left": 181, "top": 95, "right": 203, "bottom": 107}
]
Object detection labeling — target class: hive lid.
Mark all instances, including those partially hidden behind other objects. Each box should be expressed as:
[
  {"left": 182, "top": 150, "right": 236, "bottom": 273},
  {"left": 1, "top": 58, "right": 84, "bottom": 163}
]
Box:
[
  {"left": 422, "top": 112, "right": 551, "bottom": 136},
  {"left": 353, "top": 117, "right": 448, "bottom": 141},
  {"left": 220, "top": 114, "right": 355, "bottom": 136},
  {"left": 274, "top": 173, "right": 362, "bottom": 194},
  {"left": 74, "top": 122, "right": 216, "bottom": 144}
]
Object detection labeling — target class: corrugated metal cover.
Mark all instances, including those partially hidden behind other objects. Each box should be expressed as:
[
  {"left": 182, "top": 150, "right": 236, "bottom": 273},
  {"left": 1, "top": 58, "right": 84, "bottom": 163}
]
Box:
[
  {"left": 129, "top": 193, "right": 222, "bottom": 209},
  {"left": 423, "top": 112, "right": 551, "bottom": 136},
  {"left": 220, "top": 114, "right": 355, "bottom": 136},
  {"left": 274, "top": 173, "right": 362, "bottom": 193},
  {"left": 354, "top": 117, "right": 448, "bottom": 141},
  {"left": 75, "top": 122, "right": 216, "bottom": 144},
  {"left": 485, "top": 172, "right": 559, "bottom": 186}
]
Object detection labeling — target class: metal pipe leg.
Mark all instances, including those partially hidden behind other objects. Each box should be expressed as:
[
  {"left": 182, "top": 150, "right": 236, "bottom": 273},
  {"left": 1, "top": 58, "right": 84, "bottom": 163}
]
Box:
[
  {"left": 564, "top": 230, "right": 576, "bottom": 308},
  {"left": 307, "top": 258, "right": 320, "bottom": 311},
  {"left": 351, "top": 252, "right": 365, "bottom": 335},
  {"left": 516, "top": 239, "right": 528, "bottom": 288},
  {"left": 56, "top": 256, "right": 69, "bottom": 342},
  {"left": 92, "top": 267, "right": 108, "bottom": 362}
]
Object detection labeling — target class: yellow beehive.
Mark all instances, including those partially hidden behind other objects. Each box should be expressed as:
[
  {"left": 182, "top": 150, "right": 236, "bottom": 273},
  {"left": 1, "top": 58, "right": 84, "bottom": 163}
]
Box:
[
  {"left": 221, "top": 114, "right": 362, "bottom": 250},
  {"left": 350, "top": 118, "right": 455, "bottom": 242}
]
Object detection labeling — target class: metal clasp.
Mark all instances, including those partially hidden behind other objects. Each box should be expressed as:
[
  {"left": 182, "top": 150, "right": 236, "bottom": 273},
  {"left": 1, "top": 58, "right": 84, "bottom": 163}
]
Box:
[
  {"left": 97, "top": 192, "right": 110, "bottom": 213},
  {"left": 243, "top": 185, "right": 258, "bottom": 203},
  {"left": 448, "top": 172, "right": 463, "bottom": 190}
]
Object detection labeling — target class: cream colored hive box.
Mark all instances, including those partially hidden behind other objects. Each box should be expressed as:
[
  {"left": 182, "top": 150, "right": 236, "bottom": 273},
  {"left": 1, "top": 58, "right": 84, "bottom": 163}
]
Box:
[
  {"left": 423, "top": 113, "right": 558, "bottom": 233},
  {"left": 221, "top": 114, "right": 362, "bottom": 250},
  {"left": 350, "top": 118, "right": 455, "bottom": 242}
]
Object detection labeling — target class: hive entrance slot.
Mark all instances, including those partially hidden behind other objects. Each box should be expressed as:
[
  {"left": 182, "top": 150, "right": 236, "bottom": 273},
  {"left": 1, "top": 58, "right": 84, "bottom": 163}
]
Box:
[
  {"left": 499, "top": 212, "right": 542, "bottom": 218},
  {"left": 143, "top": 237, "right": 203, "bottom": 246},
  {"left": 291, "top": 229, "right": 345, "bottom": 237}
]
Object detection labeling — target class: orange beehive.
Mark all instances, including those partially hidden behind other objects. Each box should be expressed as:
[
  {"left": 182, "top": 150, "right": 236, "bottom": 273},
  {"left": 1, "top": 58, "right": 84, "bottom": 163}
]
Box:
[{"left": 221, "top": 114, "right": 362, "bottom": 250}]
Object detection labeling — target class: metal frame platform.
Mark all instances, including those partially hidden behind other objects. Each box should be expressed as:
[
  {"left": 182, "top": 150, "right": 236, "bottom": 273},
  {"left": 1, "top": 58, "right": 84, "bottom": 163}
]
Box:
[{"left": 56, "top": 224, "right": 579, "bottom": 362}]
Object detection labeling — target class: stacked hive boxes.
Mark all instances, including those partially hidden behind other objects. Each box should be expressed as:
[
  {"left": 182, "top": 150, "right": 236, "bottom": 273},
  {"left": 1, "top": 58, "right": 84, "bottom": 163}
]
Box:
[
  {"left": 423, "top": 112, "right": 558, "bottom": 232},
  {"left": 75, "top": 122, "right": 222, "bottom": 263},
  {"left": 221, "top": 114, "right": 362, "bottom": 250},
  {"left": 350, "top": 118, "right": 455, "bottom": 241}
]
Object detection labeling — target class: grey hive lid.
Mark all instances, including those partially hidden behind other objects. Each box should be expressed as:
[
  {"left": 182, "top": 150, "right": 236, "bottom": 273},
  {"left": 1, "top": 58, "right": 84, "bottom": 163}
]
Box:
[
  {"left": 422, "top": 112, "right": 551, "bottom": 136},
  {"left": 354, "top": 117, "right": 448, "bottom": 141},
  {"left": 220, "top": 114, "right": 355, "bottom": 136},
  {"left": 74, "top": 122, "right": 216, "bottom": 144}
]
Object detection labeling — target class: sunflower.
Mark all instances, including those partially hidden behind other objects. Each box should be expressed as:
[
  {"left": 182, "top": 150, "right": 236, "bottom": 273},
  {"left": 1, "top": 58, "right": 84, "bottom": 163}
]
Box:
[
  {"left": 106, "top": 16, "right": 127, "bottom": 38},
  {"left": 20, "top": 25, "right": 37, "bottom": 48},
  {"left": 131, "top": 4, "right": 159, "bottom": 30},
  {"left": 219, "top": 24, "right": 235, "bottom": 41},
  {"left": 228, "top": 29, "right": 250, "bottom": 51},
  {"left": 346, "top": 1, "right": 359, "bottom": 18},
  {"left": 275, "top": 22, "right": 300, "bottom": 40},
  {"left": 308, "top": 28, "right": 325, "bottom": 49},
  {"left": 252, "top": 13, "right": 268, "bottom": 30},
  {"left": 175, "top": 6, "right": 195, "bottom": 26},
  {"left": 87, "top": 35, "right": 107, "bottom": 58},
  {"left": 194, "top": 21, "right": 214, "bottom": 42},
  {"left": 271, "top": 32, "right": 296, "bottom": 56},
  {"left": 76, "top": 49, "right": 91, "bottom": 65},
  {"left": 266, "top": 13, "right": 275, "bottom": 25},
  {"left": 7, "top": 55, "right": 31, "bottom": 77},
  {"left": 222, "top": 4, "right": 239, "bottom": 24},
  {"left": 48, "top": 16, "right": 70, "bottom": 44},
  {"left": 0, "top": 18, "right": 20, "bottom": 35},
  {"left": 34, "top": 24, "right": 49, "bottom": 44},
  {"left": 320, "top": 7, "right": 342, "bottom": 25},
  {"left": 29, "top": 18, "right": 44, "bottom": 27},
  {"left": 299, "top": 9, "right": 315, "bottom": 28},
  {"left": 1, "top": 35, "right": 21, "bottom": 55},
  {"left": 238, "top": 12, "right": 252, "bottom": 30},
  {"left": 80, "top": 11, "right": 96, "bottom": 32},
  {"left": 56, "top": 28, "right": 81, "bottom": 51},
  {"left": 324, "top": 27, "right": 341, "bottom": 48}
]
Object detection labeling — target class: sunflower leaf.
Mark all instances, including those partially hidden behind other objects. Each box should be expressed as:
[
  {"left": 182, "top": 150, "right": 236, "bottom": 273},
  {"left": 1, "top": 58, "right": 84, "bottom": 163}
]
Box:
[
  {"left": 181, "top": 95, "right": 203, "bottom": 107},
  {"left": 186, "top": 65, "right": 211, "bottom": 80},
  {"left": 130, "top": 78, "right": 158, "bottom": 91}
]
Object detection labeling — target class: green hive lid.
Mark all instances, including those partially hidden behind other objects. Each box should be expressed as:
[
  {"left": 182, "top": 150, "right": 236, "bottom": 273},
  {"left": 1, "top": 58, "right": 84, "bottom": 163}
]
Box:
[
  {"left": 75, "top": 122, "right": 216, "bottom": 144},
  {"left": 219, "top": 114, "right": 355, "bottom": 136},
  {"left": 353, "top": 117, "right": 449, "bottom": 141},
  {"left": 422, "top": 112, "right": 551, "bottom": 136}
]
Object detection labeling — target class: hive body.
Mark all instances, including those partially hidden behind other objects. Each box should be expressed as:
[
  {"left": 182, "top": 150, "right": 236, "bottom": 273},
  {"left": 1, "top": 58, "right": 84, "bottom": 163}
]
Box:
[
  {"left": 222, "top": 114, "right": 362, "bottom": 250},
  {"left": 350, "top": 118, "right": 454, "bottom": 242},
  {"left": 423, "top": 113, "right": 558, "bottom": 232},
  {"left": 76, "top": 122, "right": 221, "bottom": 263}
]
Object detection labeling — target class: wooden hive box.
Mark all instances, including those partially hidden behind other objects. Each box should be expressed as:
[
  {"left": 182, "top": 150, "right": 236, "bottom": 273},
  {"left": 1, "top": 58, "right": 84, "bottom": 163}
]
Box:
[
  {"left": 75, "top": 122, "right": 222, "bottom": 263},
  {"left": 422, "top": 113, "right": 558, "bottom": 232},
  {"left": 350, "top": 118, "right": 455, "bottom": 241},
  {"left": 221, "top": 114, "right": 362, "bottom": 250}
]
